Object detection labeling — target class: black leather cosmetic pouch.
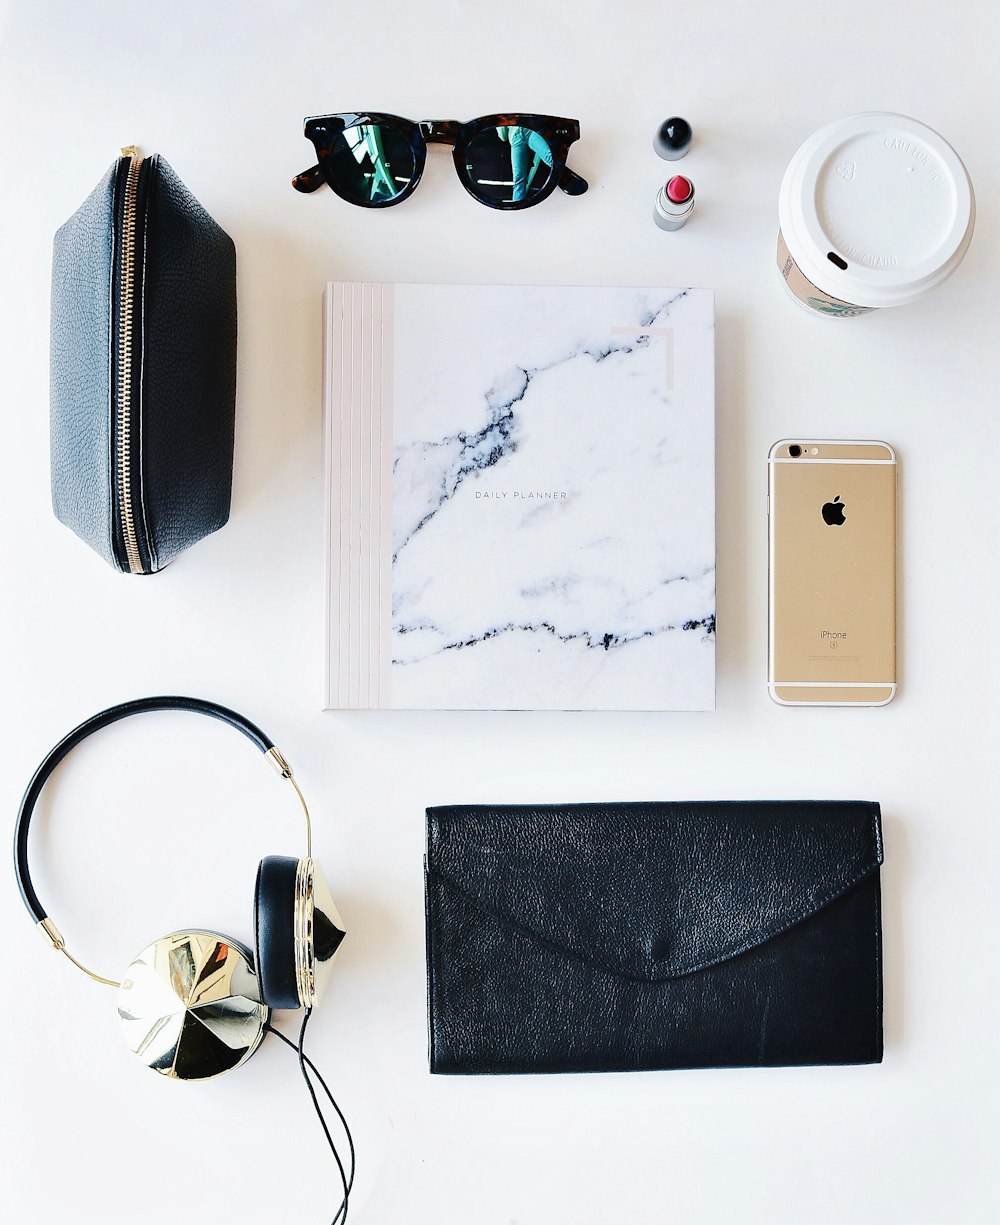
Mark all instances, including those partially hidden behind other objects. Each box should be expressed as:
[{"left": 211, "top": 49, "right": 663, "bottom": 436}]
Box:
[
  {"left": 425, "top": 801, "right": 883, "bottom": 1074},
  {"left": 50, "top": 147, "right": 236, "bottom": 573}
]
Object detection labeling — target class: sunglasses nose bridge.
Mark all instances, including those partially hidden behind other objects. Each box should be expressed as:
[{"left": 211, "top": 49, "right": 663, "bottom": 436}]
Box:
[{"left": 418, "top": 120, "right": 460, "bottom": 145}]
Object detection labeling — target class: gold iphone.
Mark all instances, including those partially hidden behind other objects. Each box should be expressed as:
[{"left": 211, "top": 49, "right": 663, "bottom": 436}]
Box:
[{"left": 768, "top": 440, "right": 897, "bottom": 706}]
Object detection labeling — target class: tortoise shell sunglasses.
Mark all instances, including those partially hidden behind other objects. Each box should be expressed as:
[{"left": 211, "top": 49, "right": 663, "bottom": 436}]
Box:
[{"left": 293, "top": 113, "right": 588, "bottom": 210}]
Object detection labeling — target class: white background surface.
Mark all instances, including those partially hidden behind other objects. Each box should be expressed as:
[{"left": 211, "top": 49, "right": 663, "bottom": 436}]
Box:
[{"left": 0, "top": 2, "right": 997, "bottom": 1222}]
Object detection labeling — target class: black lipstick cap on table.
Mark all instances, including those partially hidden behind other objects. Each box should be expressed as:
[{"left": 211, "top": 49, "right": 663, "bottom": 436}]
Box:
[{"left": 654, "top": 117, "right": 692, "bottom": 161}]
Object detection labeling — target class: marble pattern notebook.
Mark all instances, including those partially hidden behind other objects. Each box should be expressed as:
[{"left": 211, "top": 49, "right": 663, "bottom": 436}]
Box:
[{"left": 323, "top": 283, "right": 715, "bottom": 710}]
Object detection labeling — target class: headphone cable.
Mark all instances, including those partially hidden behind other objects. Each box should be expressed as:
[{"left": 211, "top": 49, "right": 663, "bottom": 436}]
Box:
[{"left": 265, "top": 1009, "right": 355, "bottom": 1224}]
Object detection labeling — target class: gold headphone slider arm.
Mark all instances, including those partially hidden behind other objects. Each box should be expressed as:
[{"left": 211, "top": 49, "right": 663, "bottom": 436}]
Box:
[
  {"left": 39, "top": 917, "right": 65, "bottom": 949},
  {"left": 264, "top": 746, "right": 292, "bottom": 778}
]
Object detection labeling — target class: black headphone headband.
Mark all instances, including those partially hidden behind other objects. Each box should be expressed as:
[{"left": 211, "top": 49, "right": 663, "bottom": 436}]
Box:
[{"left": 14, "top": 696, "right": 283, "bottom": 926}]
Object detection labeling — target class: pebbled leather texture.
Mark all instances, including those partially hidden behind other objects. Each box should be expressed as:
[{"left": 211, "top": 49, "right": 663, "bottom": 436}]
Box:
[
  {"left": 425, "top": 801, "right": 884, "bottom": 1074},
  {"left": 50, "top": 163, "right": 118, "bottom": 567},
  {"left": 139, "top": 157, "right": 236, "bottom": 570},
  {"left": 254, "top": 855, "right": 302, "bottom": 1010},
  {"left": 50, "top": 154, "right": 236, "bottom": 572}
]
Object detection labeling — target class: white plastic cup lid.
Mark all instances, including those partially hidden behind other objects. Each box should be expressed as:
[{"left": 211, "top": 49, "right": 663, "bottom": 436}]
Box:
[{"left": 778, "top": 113, "right": 975, "bottom": 308}]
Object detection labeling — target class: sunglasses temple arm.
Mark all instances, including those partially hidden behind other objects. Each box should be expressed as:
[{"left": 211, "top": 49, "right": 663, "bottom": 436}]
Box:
[
  {"left": 558, "top": 166, "right": 589, "bottom": 197},
  {"left": 292, "top": 164, "right": 324, "bottom": 194}
]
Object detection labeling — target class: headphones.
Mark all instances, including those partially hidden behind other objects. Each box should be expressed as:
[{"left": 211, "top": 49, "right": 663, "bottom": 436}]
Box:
[{"left": 14, "top": 696, "right": 347, "bottom": 1082}]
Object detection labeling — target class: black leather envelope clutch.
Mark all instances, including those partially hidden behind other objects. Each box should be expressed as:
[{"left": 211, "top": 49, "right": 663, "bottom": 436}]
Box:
[
  {"left": 425, "top": 802, "right": 883, "bottom": 1074},
  {"left": 50, "top": 148, "right": 236, "bottom": 574}
]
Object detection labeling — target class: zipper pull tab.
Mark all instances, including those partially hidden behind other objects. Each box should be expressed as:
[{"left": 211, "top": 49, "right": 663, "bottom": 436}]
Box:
[{"left": 120, "top": 144, "right": 141, "bottom": 159}]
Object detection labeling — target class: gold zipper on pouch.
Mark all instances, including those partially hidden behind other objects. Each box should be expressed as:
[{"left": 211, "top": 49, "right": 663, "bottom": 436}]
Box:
[{"left": 117, "top": 145, "right": 144, "bottom": 574}]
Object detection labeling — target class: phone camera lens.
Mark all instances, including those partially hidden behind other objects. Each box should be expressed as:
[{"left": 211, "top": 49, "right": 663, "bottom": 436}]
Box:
[{"left": 789, "top": 444, "right": 802, "bottom": 458}]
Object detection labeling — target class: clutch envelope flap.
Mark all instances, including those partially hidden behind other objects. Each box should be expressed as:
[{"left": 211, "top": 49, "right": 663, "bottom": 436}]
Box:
[{"left": 426, "top": 802, "right": 882, "bottom": 984}]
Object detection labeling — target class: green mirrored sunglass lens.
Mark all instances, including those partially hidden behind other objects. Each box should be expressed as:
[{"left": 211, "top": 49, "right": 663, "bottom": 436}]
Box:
[
  {"left": 325, "top": 123, "right": 416, "bottom": 204},
  {"left": 463, "top": 126, "right": 554, "bottom": 204}
]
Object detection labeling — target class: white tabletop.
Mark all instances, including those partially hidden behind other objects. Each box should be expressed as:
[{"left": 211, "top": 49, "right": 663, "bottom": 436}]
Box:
[{"left": 1, "top": 2, "right": 998, "bottom": 1222}]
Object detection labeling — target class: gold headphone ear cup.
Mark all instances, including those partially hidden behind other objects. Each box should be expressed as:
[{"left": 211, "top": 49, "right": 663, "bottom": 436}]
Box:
[
  {"left": 293, "top": 858, "right": 347, "bottom": 1009},
  {"left": 118, "top": 930, "right": 268, "bottom": 1080},
  {"left": 253, "top": 856, "right": 301, "bottom": 1010}
]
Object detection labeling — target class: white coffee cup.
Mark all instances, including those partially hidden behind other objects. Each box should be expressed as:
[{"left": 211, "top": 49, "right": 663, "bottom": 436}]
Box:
[{"left": 777, "top": 113, "right": 975, "bottom": 317}]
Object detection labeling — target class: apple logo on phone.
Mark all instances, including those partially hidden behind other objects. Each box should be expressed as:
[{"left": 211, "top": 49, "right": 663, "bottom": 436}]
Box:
[{"left": 822, "top": 495, "right": 846, "bottom": 526}]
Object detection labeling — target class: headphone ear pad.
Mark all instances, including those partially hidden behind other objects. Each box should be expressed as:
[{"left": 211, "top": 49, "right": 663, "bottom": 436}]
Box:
[{"left": 253, "top": 855, "right": 301, "bottom": 1010}]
